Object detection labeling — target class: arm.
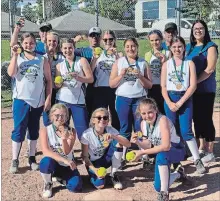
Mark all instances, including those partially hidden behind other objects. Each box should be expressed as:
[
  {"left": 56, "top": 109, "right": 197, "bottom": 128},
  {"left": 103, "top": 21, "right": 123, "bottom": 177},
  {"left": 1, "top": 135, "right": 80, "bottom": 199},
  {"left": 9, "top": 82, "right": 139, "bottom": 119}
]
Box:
[
  {"left": 197, "top": 46, "right": 218, "bottom": 83},
  {"left": 60, "top": 128, "right": 76, "bottom": 155},
  {"left": 7, "top": 45, "right": 20, "bottom": 77},
  {"left": 10, "top": 18, "right": 25, "bottom": 47},
  {"left": 43, "top": 58, "right": 52, "bottom": 112},
  {"left": 109, "top": 60, "right": 127, "bottom": 88},
  {"left": 138, "top": 62, "right": 153, "bottom": 89},
  {"left": 111, "top": 134, "right": 131, "bottom": 147},
  {"left": 176, "top": 61, "right": 197, "bottom": 109},
  {"left": 90, "top": 57, "right": 98, "bottom": 72}
]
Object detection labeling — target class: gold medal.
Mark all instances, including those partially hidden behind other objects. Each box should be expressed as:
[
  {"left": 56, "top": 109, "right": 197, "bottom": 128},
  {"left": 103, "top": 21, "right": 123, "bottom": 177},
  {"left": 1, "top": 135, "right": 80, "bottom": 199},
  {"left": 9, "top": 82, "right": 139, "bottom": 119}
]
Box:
[
  {"left": 17, "top": 47, "right": 22, "bottom": 54},
  {"left": 137, "top": 131, "right": 143, "bottom": 138},
  {"left": 103, "top": 141, "right": 109, "bottom": 148},
  {"left": 176, "top": 83, "right": 182, "bottom": 90}
]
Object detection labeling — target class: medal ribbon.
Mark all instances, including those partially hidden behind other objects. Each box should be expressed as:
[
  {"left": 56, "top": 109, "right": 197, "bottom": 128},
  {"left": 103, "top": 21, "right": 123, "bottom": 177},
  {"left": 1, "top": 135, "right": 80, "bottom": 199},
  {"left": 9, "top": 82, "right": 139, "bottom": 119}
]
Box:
[
  {"left": 125, "top": 56, "right": 139, "bottom": 68},
  {"left": 65, "top": 57, "right": 76, "bottom": 72},
  {"left": 146, "top": 114, "right": 158, "bottom": 137},
  {"left": 93, "top": 127, "right": 107, "bottom": 147},
  {"left": 172, "top": 57, "right": 184, "bottom": 83}
]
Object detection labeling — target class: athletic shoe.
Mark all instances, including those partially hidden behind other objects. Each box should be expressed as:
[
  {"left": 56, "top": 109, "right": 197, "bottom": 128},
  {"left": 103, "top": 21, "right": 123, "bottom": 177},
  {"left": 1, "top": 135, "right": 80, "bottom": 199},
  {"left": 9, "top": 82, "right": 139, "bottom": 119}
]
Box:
[
  {"left": 175, "top": 165, "right": 187, "bottom": 182},
  {"left": 42, "top": 182, "right": 53, "bottom": 198},
  {"left": 157, "top": 191, "right": 169, "bottom": 201},
  {"left": 187, "top": 150, "right": 206, "bottom": 162},
  {"left": 52, "top": 177, "right": 66, "bottom": 186},
  {"left": 111, "top": 173, "right": 123, "bottom": 190},
  {"left": 194, "top": 159, "right": 206, "bottom": 174},
  {"left": 27, "top": 156, "right": 39, "bottom": 171},
  {"left": 201, "top": 153, "right": 216, "bottom": 164},
  {"left": 9, "top": 159, "right": 19, "bottom": 174}
]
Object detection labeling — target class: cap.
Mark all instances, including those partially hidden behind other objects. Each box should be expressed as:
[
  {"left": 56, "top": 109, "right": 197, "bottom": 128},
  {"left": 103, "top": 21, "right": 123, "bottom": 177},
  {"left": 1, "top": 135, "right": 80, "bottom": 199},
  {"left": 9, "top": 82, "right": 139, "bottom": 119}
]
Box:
[
  {"left": 40, "top": 22, "right": 52, "bottom": 32},
  {"left": 164, "top": 22, "right": 177, "bottom": 32},
  {"left": 88, "top": 27, "right": 102, "bottom": 36}
]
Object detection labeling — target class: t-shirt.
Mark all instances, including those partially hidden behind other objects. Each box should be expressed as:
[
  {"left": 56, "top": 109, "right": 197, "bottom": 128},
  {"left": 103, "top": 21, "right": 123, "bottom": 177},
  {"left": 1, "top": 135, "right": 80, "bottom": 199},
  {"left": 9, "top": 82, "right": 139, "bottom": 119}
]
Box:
[
  {"left": 35, "top": 41, "right": 46, "bottom": 55},
  {"left": 74, "top": 47, "right": 93, "bottom": 64},
  {"left": 81, "top": 126, "right": 119, "bottom": 161}
]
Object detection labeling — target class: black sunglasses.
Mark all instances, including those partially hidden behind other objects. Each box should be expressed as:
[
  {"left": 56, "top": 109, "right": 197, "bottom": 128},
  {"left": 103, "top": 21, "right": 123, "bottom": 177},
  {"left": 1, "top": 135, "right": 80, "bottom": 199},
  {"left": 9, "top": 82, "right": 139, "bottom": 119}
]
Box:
[
  {"left": 93, "top": 116, "right": 109, "bottom": 121},
  {"left": 103, "top": 38, "right": 114, "bottom": 43},
  {"left": 89, "top": 33, "right": 101, "bottom": 38}
]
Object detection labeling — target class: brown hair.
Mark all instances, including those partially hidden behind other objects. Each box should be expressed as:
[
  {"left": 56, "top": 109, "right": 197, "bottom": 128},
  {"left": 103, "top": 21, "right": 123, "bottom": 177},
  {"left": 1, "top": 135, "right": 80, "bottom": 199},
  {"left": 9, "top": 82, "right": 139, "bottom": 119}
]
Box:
[
  {"left": 170, "top": 36, "right": 186, "bottom": 57},
  {"left": 102, "top": 30, "right": 117, "bottom": 48},
  {"left": 49, "top": 103, "right": 69, "bottom": 123},
  {"left": 60, "top": 38, "right": 75, "bottom": 48},
  {"left": 136, "top": 98, "right": 159, "bottom": 117},
  {"left": 124, "top": 37, "right": 139, "bottom": 48},
  {"left": 47, "top": 31, "right": 60, "bottom": 52},
  {"left": 21, "top": 32, "right": 36, "bottom": 43},
  {"left": 89, "top": 108, "right": 110, "bottom": 127}
]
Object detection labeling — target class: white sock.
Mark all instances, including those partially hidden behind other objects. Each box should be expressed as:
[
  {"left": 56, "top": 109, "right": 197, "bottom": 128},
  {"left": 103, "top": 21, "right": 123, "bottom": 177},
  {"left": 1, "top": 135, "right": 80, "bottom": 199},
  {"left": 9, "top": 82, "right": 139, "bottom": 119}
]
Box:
[
  {"left": 142, "top": 153, "right": 148, "bottom": 161},
  {"left": 122, "top": 146, "right": 127, "bottom": 160},
  {"left": 186, "top": 138, "right": 200, "bottom": 161},
  {"left": 12, "top": 141, "right": 22, "bottom": 160},
  {"left": 40, "top": 173, "right": 52, "bottom": 184},
  {"left": 111, "top": 151, "right": 123, "bottom": 176},
  {"left": 169, "top": 172, "right": 180, "bottom": 187},
  {"left": 158, "top": 165, "right": 169, "bottom": 193},
  {"left": 28, "top": 139, "right": 37, "bottom": 157}
]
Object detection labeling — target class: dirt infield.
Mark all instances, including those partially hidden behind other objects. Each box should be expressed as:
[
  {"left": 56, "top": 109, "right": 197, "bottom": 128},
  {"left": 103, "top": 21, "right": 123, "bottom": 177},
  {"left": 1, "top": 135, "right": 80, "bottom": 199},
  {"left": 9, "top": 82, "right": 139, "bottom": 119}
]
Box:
[{"left": 1, "top": 107, "right": 220, "bottom": 201}]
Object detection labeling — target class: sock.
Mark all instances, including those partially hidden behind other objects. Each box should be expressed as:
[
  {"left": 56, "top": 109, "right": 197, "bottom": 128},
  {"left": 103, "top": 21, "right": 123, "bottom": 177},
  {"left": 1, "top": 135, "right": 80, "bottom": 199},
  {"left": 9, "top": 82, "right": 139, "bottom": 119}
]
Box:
[
  {"left": 28, "top": 139, "right": 37, "bottom": 157},
  {"left": 12, "top": 141, "right": 22, "bottom": 160},
  {"left": 158, "top": 165, "right": 169, "bottom": 193},
  {"left": 111, "top": 151, "right": 123, "bottom": 176},
  {"left": 122, "top": 146, "right": 127, "bottom": 160},
  {"left": 142, "top": 153, "right": 148, "bottom": 161},
  {"left": 40, "top": 173, "right": 52, "bottom": 184},
  {"left": 169, "top": 172, "right": 180, "bottom": 187},
  {"left": 186, "top": 138, "right": 200, "bottom": 161}
]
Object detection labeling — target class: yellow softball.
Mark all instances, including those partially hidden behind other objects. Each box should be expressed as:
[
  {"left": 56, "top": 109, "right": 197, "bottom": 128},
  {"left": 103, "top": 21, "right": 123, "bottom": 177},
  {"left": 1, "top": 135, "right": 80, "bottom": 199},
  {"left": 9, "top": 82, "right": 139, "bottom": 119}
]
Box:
[
  {"left": 97, "top": 167, "right": 107, "bottom": 177},
  {"left": 94, "top": 47, "right": 102, "bottom": 57},
  {"left": 126, "top": 151, "right": 136, "bottom": 162},
  {"left": 54, "top": 76, "right": 64, "bottom": 84}
]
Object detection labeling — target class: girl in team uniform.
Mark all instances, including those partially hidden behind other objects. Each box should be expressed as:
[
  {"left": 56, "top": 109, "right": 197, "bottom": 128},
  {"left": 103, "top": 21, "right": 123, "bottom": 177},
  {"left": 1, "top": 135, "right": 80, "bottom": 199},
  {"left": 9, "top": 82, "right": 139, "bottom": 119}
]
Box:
[
  {"left": 39, "top": 103, "right": 82, "bottom": 198},
  {"left": 42, "top": 31, "right": 65, "bottom": 126},
  {"left": 145, "top": 30, "right": 169, "bottom": 114},
  {"left": 90, "top": 30, "right": 120, "bottom": 130},
  {"left": 131, "top": 98, "right": 186, "bottom": 201},
  {"left": 109, "top": 37, "right": 152, "bottom": 165},
  {"left": 55, "top": 38, "right": 94, "bottom": 141},
  {"left": 8, "top": 32, "right": 52, "bottom": 173},
  {"left": 81, "top": 108, "right": 130, "bottom": 189},
  {"left": 161, "top": 36, "right": 206, "bottom": 174}
]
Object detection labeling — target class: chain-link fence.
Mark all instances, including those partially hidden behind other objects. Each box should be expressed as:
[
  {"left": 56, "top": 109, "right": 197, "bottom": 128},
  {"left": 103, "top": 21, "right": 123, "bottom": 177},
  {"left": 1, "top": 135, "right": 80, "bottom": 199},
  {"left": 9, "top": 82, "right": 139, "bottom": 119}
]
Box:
[{"left": 1, "top": 0, "right": 220, "bottom": 108}]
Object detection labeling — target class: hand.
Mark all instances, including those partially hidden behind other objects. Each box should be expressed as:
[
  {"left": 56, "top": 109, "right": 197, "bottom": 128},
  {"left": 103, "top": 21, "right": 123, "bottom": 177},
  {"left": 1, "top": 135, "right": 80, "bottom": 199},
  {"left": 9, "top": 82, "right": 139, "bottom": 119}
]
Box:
[
  {"left": 134, "top": 69, "right": 141, "bottom": 79},
  {"left": 58, "top": 126, "right": 70, "bottom": 140},
  {"left": 159, "top": 53, "right": 166, "bottom": 64},
  {"left": 44, "top": 97, "right": 51, "bottom": 112},
  {"left": 103, "top": 133, "right": 112, "bottom": 141},
  {"left": 69, "top": 72, "right": 79, "bottom": 80},
  {"left": 11, "top": 45, "right": 21, "bottom": 56},
  {"left": 131, "top": 150, "right": 143, "bottom": 162},
  {"left": 168, "top": 102, "right": 179, "bottom": 112},
  {"left": 175, "top": 101, "right": 183, "bottom": 110},
  {"left": 73, "top": 35, "right": 83, "bottom": 43},
  {"left": 130, "top": 133, "right": 138, "bottom": 144},
  {"left": 64, "top": 159, "right": 76, "bottom": 170},
  {"left": 120, "top": 68, "right": 127, "bottom": 76},
  {"left": 15, "top": 18, "right": 25, "bottom": 31},
  {"left": 68, "top": 128, "right": 76, "bottom": 140}
]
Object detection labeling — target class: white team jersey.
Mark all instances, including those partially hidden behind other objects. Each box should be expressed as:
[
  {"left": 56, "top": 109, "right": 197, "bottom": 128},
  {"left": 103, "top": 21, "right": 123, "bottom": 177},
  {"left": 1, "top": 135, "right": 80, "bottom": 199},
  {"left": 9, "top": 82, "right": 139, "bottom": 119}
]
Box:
[
  {"left": 149, "top": 54, "right": 162, "bottom": 85},
  {"left": 81, "top": 126, "right": 119, "bottom": 161},
  {"left": 46, "top": 124, "right": 74, "bottom": 166},
  {"left": 166, "top": 59, "right": 190, "bottom": 91},
  {"left": 142, "top": 114, "right": 180, "bottom": 146},
  {"left": 56, "top": 57, "right": 86, "bottom": 104},
  {"left": 94, "top": 51, "right": 116, "bottom": 87},
  {"left": 116, "top": 57, "right": 147, "bottom": 98},
  {"left": 12, "top": 53, "right": 45, "bottom": 108}
]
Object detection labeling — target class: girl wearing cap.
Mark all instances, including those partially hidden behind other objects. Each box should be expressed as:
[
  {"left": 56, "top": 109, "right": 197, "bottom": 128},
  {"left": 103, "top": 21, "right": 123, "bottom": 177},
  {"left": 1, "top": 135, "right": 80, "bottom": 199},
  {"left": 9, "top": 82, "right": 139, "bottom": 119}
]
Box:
[
  {"left": 81, "top": 108, "right": 130, "bottom": 190},
  {"left": 145, "top": 30, "right": 169, "bottom": 114},
  {"left": 90, "top": 30, "right": 120, "bottom": 130},
  {"left": 42, "top": 31, "right": 65, "bottom": 126},
  {"left": 161, "top": 36, "right": 206, "bottom": 174},
  {"left": 8, "top": 32, "right": 52, "bottom": 174},
  {"left": 55, "top": 38, "right": 94, "bottom": 141},
  {"left": 186, "top": 20, "right": 218, "bottom": 164},
  {"left": 109, "top": 37, "right": 152, "bottom": 164}
]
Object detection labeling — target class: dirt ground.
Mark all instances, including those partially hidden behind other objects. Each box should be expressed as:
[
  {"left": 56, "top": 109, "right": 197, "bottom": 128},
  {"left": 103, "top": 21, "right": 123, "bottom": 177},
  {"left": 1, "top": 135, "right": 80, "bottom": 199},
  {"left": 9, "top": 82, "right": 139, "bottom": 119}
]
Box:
[{"left": 1, "top": 107, "right": 220, "bottom": 201}]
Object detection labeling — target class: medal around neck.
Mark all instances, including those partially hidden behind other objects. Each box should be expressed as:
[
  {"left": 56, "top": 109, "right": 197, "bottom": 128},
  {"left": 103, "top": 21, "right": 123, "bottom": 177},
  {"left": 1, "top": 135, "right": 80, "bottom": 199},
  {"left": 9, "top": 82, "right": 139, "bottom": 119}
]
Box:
[
  {"left": 97, "top": 167, "right": 107, "bottom": 177},
  {"left": 102, "top": 140, "right": 109, "bottom": 148},
  {"left": 16, "top": 47, "right": 22, "bottom": 54},
  {"left": 126, "top": 151, "right": 136, "bottom": 162}
]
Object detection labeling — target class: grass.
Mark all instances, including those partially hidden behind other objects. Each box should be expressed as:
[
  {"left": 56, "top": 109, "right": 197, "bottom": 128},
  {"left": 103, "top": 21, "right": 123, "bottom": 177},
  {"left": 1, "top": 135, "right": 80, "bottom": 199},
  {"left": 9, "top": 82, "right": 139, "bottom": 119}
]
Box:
[{"left": 1, "top": 39, "right": 220, "bottom": 107}]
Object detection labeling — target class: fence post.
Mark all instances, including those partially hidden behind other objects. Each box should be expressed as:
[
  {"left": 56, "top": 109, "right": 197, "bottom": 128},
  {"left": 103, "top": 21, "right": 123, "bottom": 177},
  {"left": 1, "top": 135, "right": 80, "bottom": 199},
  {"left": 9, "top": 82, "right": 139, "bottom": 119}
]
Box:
[
  {"left": 176, "top": 0, "right": 181, "bottom": 36},
  {"left": 94, "top": 0, "right": 99, "bottom": 27},
  {"left": 9, "top": 0, "right": 14, "bottom": 57}
]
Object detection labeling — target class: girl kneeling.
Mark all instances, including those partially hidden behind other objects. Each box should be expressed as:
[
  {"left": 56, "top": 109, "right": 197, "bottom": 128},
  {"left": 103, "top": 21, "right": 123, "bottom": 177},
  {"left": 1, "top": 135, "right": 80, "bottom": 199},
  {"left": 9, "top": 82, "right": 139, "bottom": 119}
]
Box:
[{"left": 81, "top": 108, "right": 131, "bottom": 190}]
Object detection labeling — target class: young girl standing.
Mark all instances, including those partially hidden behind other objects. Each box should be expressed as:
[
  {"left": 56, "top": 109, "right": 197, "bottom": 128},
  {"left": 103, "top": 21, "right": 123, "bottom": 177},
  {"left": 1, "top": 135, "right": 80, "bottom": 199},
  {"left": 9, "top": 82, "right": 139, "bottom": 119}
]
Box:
[
  {"left": 55, "top": 38, "right": 94, "bottom": 141},
  {"left": 145, "top": 30, "right": 169, "bottom": 114},
  {"left": 8, "top": 32, "right": 52, "bottom": 173},
  {"left": 161, "top": 36, "right": 206, "bottom": 174},
  {"left": 81, "top": 108, "right": 130, "bottom": 190},
  {"left": 131, "top": 98, "right": 185, "bottom": 201},
  {"left": 39, "top": 103, "right": 82, "bottom": 198}
]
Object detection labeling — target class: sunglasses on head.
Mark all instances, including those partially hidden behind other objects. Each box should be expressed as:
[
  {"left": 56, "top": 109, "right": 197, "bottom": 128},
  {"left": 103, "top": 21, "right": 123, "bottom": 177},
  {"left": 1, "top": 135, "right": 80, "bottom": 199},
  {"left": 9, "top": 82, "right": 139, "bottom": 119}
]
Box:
[
  {"left": 103, "top": 38, "right": 114, "bottom": 43},
  {"left": 93, "top": 116, "right": 109, "bottom": 121},
  {"left": 89, "top": 33, "right": 101, "bottom": 38}
]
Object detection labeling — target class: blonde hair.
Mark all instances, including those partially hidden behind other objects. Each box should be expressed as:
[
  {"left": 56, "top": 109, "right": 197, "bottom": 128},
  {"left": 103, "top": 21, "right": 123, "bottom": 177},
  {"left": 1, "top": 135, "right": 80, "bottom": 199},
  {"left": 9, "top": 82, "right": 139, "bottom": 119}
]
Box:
[
  {"left": 89, "top": 108, "right": 110, "bottom": 127},
  {"left": 47, "top": 31, "right": 60, "bottom": 52},
  {"left": 102, "top": 30, "right": 117, "bottom": 48},
  {"left": 136, "top": 98, "right": 159, "bottom": 117},
  {"left": 49, "top": 103, "right": 69, "bottom": 123}
]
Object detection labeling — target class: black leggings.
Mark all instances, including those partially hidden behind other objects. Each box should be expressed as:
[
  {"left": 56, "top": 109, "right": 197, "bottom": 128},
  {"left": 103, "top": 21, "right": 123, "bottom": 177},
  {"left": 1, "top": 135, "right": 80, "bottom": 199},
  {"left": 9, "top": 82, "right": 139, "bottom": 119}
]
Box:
[{"left": 193, "top": 92, "right": 216, "bottom": 142}]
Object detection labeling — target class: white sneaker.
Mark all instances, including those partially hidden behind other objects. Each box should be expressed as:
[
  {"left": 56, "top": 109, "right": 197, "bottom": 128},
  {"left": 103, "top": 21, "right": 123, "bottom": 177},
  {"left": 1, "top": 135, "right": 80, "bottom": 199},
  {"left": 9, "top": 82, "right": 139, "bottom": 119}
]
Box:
[
  {"left": 201, "top": 153, "right": 216, "bottom": 164},
  {"left": 187, "top": 150, "right": 206, "bottom": 162},
  {"left": 27, "top": 156, "right": 39, "bottom": 171},
  {"left": 42, "top": 182, "right": 53, "bottom": 198}
]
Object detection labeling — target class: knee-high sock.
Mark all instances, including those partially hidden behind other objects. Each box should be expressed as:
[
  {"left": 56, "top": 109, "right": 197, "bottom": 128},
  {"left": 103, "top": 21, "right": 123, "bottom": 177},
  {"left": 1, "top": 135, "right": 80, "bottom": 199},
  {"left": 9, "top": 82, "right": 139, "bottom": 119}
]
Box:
[
  {"left": 111, "top": 151, "right": 123, "bottom": 176},
  {"left": 12, "top": 141, "right": 22, "bottom": 160},
  {"left": 40, "top": 173, "right": 52, "bottom": 184},
  {"left": 186, "top": 138, "right": 200, "bottom": 161},
  {"left": 158, "top": 165, "right": 169, "bottom": 193},
  {"left": 122, "top": 146, "right": 127, "bottom": 160},
  {"left": 28, "top": 139, "right": 37, "bottom": 157},
  {"left": 169, "top": 172, "right": 180, "bottom": 187}
]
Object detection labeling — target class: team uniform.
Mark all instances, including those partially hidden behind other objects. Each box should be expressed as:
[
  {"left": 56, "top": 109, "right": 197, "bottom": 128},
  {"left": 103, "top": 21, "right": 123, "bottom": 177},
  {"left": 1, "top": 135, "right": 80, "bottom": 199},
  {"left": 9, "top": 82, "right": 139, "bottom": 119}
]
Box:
[
  {"left": 115, "top": 56, "right": 148, "bottom": 140},
  {"left": 93, "top": 51, "right": 120, "bottom": 130},
  {"left": 39, "top": 124, "right": 82, "bottom": 192},
  {"left": 56, "top": 57, "right": 89, "bottom": 140},
  {"left": 81, "top": 126, "right": 122, "bottom": 188},
  {"left": 142, "top": 114, "right": 185, "bottom": 192}
]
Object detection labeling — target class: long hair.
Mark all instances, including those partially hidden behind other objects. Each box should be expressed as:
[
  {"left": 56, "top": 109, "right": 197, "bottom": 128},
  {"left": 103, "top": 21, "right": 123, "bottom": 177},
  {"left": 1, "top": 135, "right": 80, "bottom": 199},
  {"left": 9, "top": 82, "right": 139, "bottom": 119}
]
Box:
[
  {"left": 49, "top": 103, "right": 69, "bottom": 123},
  {"left": 47, "top": 31, "right": 61, "bottom": 53},
  {"left": 102, "top": 30, "right": 117, "bottom": 48}
]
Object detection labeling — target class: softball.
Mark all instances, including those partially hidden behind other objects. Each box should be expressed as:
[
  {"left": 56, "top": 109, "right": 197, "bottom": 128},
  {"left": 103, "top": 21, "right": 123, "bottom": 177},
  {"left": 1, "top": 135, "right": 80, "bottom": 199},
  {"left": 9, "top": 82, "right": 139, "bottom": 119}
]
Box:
[
  {"left": 126, "top": 151, "right": 136, "bottom": 162},
  {"left": 94, "top": 47, "right": 102, "bottom": 57},
  {"left": 97, "top": 167, "right": 107, "bottom": 177},
  {"left": 54, "top": 76, "right": 64, "bottom": 84}
]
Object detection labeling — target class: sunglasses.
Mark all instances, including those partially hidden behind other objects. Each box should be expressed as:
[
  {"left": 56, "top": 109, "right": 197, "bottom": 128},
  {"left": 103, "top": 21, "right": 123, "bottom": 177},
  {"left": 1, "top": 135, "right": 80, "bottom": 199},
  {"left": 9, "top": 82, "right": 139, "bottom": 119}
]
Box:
[
  {"left": 103, "top": 38, "right": 114, "bottom": 43},
  {"left": 89, "top": 33, "right": 101, "bottom": 38},
  {"left": 54, "top": 114, "right": 66, "bottom": 120},
  {"left": 93, "top": 116, "right": 109, "bottom": 121}
]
